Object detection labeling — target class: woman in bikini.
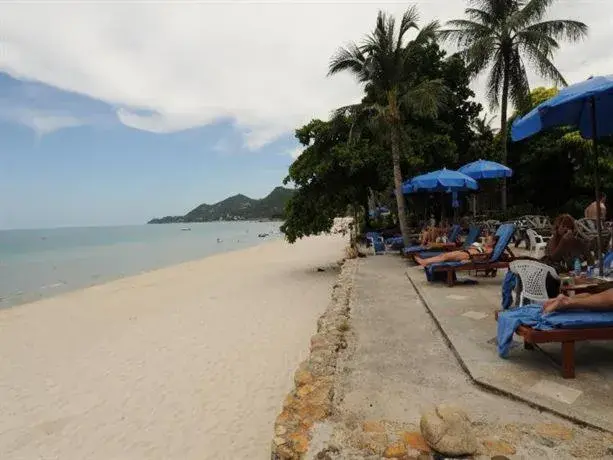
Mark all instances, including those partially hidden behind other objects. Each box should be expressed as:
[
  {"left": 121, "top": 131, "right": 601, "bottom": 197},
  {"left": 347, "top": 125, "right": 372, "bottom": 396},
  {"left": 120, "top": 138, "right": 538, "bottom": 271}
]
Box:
[{"left": 414, "top": 233, "right": 498, "bottom": 267}]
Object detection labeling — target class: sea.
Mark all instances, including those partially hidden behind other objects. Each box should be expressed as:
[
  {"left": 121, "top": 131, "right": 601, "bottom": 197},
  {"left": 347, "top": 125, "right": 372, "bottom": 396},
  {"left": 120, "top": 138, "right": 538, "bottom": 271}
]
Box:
[{"left": 0, "top": 221, "right": 283, "bottom": 309}]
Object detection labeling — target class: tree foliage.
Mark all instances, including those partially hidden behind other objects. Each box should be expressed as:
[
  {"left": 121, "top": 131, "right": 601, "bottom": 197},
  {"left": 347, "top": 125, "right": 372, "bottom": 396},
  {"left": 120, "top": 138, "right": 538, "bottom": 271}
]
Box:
[
  {"left": 280, "top": 118, "right": 390, "bottom": 243},
  {"left": 441, "top": 0, "right": 588, "bottom": 209}
]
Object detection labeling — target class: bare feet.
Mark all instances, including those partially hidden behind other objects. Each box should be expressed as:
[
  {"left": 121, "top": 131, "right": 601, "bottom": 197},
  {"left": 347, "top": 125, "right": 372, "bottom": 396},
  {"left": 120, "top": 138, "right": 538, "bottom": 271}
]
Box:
[
  {"left": 543, "top": 294, "right": 570, "bottom": 313},
  {"left": 414, "top": 256, "right": 426, "bottom": 266}
]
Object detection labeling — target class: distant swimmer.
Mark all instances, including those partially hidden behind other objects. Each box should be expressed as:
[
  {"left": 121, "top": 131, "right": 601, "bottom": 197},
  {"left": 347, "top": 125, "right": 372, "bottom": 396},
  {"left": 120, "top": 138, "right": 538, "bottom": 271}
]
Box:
[{"left": 217, "top": 238, "right": 222, "bottom": 243}]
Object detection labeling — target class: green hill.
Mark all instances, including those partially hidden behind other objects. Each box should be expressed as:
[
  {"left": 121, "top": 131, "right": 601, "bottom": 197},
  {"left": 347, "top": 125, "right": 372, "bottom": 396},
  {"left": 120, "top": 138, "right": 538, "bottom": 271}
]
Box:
[{"left": 148, "top": 186, "right": 294, "bottom": 224}]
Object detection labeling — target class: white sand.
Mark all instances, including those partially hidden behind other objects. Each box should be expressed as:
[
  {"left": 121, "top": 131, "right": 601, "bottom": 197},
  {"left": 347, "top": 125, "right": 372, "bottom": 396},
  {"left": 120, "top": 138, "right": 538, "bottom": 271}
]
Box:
[{"left": 0, "top": 234, "right": 346, "bottom": 459}]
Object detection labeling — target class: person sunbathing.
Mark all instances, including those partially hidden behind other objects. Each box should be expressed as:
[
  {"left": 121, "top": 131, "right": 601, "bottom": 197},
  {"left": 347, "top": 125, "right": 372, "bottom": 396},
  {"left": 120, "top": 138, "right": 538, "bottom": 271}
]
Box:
[
  {"left": 414, "top": 234, "right": 498, "bottom": 267},
  {"left": 543, "top": 288, "right": 613, "bottom": 313},
  {"left": 419, "top": 226, "right": 443, "bottom": 245}
]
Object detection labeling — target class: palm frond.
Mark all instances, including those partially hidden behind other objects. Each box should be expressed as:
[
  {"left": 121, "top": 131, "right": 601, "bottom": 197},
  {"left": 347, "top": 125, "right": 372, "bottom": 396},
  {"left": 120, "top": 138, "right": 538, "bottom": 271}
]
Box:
[
  {"left": 328, "top": 43, "right": 367, "bottom": 80},
  {"left": 510, "top": 0, "right": 554, "bottom": 29},
  {"left": 485, "top": 51, "right": 504, "bottom": 109},
  {"left": 462, "top": 36, "right": 496, "bottom": 76},
  {"left": 465, "top": 7, "right": 494, "bottom": 25},
  {"left": 397, "top": 5, "right": 420, "bottom": 49},
  {"left": 439, "top": 19, "right": 493, "bottom": 47},
  {"left": 515, "top": 29, "right": 559, "bottom": 54},
  {"left": 507, "top": 49, "right": 531, "bottom": 109},
  {"left": 523, "top": 20, "right": 588, "bottom": 42},
  {"left": 520, "top": 40, "right": 567, "bottom": 86},
  {"left": 412, "top": 20, "right": 440, "bottom": 47},
  {"left": 402, "top": 79, "right": 448, "bottom": 118}
]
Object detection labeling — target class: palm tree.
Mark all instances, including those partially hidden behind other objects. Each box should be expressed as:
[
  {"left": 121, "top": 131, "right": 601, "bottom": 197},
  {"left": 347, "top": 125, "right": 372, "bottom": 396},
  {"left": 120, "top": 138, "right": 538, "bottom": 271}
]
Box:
[
  {"left": 328, "top": 7, "right": 447, "bottom": 247},
  {"left": 440, "top": 0, "right": 588, "bottom": 209},
  {"left": 472, "top": 113, "right": 496, "bottom": 140}
]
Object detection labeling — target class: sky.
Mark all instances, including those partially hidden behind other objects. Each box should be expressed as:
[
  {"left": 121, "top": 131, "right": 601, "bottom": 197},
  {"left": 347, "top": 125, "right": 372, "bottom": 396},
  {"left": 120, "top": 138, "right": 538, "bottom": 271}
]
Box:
[{"left": 0, "top": 1, "right": 609, "bottom": 229}]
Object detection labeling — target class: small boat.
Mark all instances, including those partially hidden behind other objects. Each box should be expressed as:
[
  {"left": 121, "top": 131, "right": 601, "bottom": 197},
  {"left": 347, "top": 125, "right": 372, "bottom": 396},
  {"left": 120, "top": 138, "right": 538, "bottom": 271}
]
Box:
[
  {"left": 180, "top": 227, "right": 192, "bottom": 231},
  {"left": 258, "top": 233, "right": 269, "bottom": 238}
]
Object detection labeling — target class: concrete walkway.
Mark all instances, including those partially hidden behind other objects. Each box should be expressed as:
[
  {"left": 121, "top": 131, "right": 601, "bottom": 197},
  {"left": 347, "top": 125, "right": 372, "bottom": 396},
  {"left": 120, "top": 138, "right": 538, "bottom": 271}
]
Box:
[
  {"left": 406, "top": 262, "right": 613, "bottom": 433},
  {"left": 324, "top": 255, "right": 613, "bottom": 459}
]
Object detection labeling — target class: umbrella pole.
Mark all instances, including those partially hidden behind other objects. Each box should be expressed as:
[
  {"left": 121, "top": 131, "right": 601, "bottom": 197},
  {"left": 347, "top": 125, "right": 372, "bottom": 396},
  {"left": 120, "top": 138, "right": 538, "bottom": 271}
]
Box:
[{"left": 590, "top": 96, "right": 604, "bottom": 273}]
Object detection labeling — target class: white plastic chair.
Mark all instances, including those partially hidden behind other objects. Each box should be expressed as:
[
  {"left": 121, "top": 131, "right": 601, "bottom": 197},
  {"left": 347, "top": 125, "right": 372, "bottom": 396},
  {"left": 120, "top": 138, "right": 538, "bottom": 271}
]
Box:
[
  {"left": 526, "top": 228, "right": 548, "bottom": 258},
  {"left": 509, "top": 260, "right": 559, "bottom": 306}
]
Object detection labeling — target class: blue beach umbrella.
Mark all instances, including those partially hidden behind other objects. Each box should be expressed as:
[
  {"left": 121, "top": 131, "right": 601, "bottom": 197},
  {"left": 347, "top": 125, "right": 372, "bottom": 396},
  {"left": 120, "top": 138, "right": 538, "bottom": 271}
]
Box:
[
  {"left": 402, "top": 168, "right": 477, "bottom": 222},
  {"left": 511, "top": 75, "right": 613, "bottom": 271},
  {"left": 402, "top": 168, "right": 478, "bottom": 194},
  {"left": 458, "top": 160, "right": 513, "bottom": 216},
  {"left": 458, "top": 159, "right": 513, "bottom": 180}
]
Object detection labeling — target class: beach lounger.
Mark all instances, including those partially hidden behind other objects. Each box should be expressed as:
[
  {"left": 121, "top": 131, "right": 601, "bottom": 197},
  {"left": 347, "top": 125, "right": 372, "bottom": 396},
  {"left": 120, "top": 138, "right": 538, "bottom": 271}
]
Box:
[
  {"left": 418, "top": 225, "right": 481, "bottom": 259},
  {"left": 365, "top": 232, "right": 385, "bottom": 254},
  {"left": 425, "top": 223, "right": 516, "bottom": 287},
  {"left": 402, "top": 224, "right": 461, "bottom": 256},
  {"left": 496, "top": 306, "right": 613, "bottom": 378}
]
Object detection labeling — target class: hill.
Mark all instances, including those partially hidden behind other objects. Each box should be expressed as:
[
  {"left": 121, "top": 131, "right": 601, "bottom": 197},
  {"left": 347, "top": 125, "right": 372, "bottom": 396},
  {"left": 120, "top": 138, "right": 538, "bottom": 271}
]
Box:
[{"left": 147, "top": 187, "right": 295, "bottom": 224}]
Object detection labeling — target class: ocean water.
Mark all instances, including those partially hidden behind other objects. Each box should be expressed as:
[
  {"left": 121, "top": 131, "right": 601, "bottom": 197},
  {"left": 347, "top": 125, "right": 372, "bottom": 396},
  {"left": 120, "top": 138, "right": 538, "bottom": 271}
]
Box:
[{"left": 0, "top": 222, "right": 282, "bottom": 308}]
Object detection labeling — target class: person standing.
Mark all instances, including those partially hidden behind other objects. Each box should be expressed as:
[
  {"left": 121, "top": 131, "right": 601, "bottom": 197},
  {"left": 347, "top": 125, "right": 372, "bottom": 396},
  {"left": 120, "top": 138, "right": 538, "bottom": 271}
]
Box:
[{"left": 585, "top": 193, "right": 606, "bottom": 220}]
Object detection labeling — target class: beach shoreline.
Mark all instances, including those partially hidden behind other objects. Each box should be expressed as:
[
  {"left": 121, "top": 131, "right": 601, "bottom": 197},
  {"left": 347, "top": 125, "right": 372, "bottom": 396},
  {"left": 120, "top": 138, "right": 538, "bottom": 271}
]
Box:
[{"left": 0, "top": 234, "right": 347, "bottom": 459}]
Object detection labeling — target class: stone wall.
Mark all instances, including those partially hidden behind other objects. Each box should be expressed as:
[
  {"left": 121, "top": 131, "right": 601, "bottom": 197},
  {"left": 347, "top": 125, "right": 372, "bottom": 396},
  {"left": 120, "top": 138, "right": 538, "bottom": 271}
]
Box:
[{"left": 271, "top": 258, "right": 358, "bottom": 459}]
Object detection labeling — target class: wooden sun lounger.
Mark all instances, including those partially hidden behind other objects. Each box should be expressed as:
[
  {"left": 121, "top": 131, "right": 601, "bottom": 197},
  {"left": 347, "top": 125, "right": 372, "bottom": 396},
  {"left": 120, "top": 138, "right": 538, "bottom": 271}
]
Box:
[
  {"left": 515, "top": 324, "right": 613, "bottom": 379},
  {"left": 494, "top": 310, "right": 613, "bottom": 378},
  {"left": 437, "top": 248, "right": 515, "bottom": 287}
]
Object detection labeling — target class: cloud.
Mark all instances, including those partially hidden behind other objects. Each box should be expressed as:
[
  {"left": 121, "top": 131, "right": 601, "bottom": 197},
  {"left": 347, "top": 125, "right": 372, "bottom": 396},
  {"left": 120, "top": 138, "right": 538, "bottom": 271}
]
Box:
[
  {"left": 0, "top": 1, "right": 609, "bottom": 146},
  {"left": 12, "top": 110, "right": 84, "bottom": 135}
]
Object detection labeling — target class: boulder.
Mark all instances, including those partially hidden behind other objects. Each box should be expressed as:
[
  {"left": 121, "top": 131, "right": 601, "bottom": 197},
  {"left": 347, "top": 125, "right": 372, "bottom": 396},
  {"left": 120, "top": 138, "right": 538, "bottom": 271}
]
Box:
[{"left": 420, "top": 404, "right": 478, "bottom": 456}]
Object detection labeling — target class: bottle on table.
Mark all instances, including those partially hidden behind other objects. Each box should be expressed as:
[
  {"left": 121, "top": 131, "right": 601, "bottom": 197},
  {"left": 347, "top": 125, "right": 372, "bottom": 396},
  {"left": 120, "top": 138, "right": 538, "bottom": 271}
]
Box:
[{"left": 574, "top": 258, "right": 581, "bottom": 275}]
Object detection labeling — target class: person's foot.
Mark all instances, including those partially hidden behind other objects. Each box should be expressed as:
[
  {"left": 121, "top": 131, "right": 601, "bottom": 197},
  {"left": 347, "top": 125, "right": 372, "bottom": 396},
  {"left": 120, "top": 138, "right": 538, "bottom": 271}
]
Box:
[
  {"left": 543, "top": 294, "right": 570, "bottom": 313},
  {"left": 414, "top": 256, "right": 426, "bottom": 266}
]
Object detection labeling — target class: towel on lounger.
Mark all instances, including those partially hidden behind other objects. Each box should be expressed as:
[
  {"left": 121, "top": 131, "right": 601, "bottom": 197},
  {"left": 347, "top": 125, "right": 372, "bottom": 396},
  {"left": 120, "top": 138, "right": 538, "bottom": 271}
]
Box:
[{"left": 497, "top": 306, "right": 613, "bottom": 357}]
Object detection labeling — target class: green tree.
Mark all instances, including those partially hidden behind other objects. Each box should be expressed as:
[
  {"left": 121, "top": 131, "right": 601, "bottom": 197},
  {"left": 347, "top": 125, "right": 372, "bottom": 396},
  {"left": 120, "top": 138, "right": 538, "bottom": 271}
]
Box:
[
  {"left": 328, "top": 6, "right": 447, "bottom": 248},
  {"left": 281, "top": 118, "right": 390, "bottom": 243},
  {"left": 441, "top": 0, "right": 588, "bottom": 209}
]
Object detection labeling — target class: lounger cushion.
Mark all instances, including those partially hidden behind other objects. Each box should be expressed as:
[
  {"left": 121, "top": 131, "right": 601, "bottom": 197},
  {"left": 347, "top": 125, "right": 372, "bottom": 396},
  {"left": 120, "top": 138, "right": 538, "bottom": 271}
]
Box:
[{"left": 497, "top": 305, "right": 613, "bottom": 357}]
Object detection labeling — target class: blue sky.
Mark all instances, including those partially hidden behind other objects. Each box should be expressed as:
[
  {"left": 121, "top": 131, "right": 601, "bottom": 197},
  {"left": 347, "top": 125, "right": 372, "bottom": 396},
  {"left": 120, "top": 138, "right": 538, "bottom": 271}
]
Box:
[
  {"left": 0, "top": 2, "right": 605, "bottom": 229},
  {"left": 0, "top": 74, "right": 298, "bottom": 229}
]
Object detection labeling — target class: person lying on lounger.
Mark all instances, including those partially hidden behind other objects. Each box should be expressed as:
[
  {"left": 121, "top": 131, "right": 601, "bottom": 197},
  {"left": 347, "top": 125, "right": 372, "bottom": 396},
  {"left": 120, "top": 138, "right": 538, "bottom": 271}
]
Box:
[
  {"left": 414, "top": 234, "right": 498, "bottom": 267},
  {"left": 544, "top": 288, "right": 613, "bottom": 313}
]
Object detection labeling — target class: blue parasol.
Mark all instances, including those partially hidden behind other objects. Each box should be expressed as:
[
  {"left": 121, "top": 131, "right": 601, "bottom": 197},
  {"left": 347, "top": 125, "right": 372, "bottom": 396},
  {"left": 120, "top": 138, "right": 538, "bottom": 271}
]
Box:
[
  {"left": 402, "top": 168, "right": 478, "bottom": 194},
  {"left": 458, "top": 159, "right": 513, "bottom": 179},
  {"left": 511, "top": 75, "right": 613, "bottom": 271}
]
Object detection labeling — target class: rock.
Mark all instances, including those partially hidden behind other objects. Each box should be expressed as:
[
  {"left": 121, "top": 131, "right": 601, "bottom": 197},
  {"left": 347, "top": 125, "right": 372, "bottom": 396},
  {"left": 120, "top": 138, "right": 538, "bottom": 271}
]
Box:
[
  {"left": 273, "top": 436, "right": 287, "bottom": 446},
  {"left": 289, "top": 431, "right": 309, "bottom": 454},
  {"left": 482, "top": 438, "right": 516, "bottom": 455},
  {"left": 490, "top": 456, "right": 511, "bottom": 460},
  {"left": 383, "top": 442, "right": 408, "bottom": 458},
  {"left": 297, "top": 384, "right": 315, "bottom": 398},
  {"left": 362, "top": 420, "right": 386, "bottom": 433},
  {"left": 419, "top": 404, "right": 478, "bottom": 456},
  {"left": 275, "top": 425, "right": 287, "bottom": 436},
  {"left": 401, "top": 431, "right": 431, "bottom": 452},
  {"left": 535, "top": 423, "right": 574, "bottom": 441},
  {"left": 359, "top": 432, "right": 388, "bottom": 454},
  {"left": 536, "top": 436, "right": 556, "bottom": 448},
  {"left": 294, "top": 362, "right": 314, "bottom": 387}
]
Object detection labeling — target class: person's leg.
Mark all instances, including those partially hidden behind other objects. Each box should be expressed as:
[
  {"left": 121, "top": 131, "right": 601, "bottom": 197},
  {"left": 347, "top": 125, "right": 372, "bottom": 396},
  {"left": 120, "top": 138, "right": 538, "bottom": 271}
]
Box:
[
  {"left": 415, "top": 250, "right": 470, "bottom": 267},
  {"left": 544, "top": 289, "right": 613, "bottom": 313}
]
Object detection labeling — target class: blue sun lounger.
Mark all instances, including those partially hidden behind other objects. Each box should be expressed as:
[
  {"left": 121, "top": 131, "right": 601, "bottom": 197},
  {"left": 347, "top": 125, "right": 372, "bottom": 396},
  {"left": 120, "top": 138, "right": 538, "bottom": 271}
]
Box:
[
  {"left": 402, "top": 224, "right": 462, "bottom": 256},
  {"left": 497, "top": 306, "right": 613, "bottom": 378},
  {"left": 365, "top": 232, "right": 385, "bottom": 254},
  {"left": 424, "top": 223, "right": 516, "bottom": 286}
]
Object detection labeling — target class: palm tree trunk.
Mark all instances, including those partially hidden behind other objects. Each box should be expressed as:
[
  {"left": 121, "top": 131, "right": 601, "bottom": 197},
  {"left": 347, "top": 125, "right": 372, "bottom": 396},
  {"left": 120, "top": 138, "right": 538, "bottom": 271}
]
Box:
[
  {"left": 391, "top": 123, "right": 410, "bottom": 247},
  {"left": 500, "top": 66, "right": 510, "bottom": 211}
]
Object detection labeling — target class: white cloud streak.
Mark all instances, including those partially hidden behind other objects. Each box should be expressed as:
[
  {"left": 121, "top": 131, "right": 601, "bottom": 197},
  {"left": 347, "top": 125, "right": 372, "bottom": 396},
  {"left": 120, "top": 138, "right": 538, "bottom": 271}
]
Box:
[{"left": 0, "top": 1, "right": 609, "bottom": 147}]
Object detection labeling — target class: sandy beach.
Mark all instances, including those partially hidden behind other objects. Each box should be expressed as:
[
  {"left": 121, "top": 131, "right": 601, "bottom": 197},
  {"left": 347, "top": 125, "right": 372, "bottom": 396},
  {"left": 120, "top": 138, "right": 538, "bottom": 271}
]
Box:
[{"left": 0, "top": 234, "right": 346, "bottom": 459}]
